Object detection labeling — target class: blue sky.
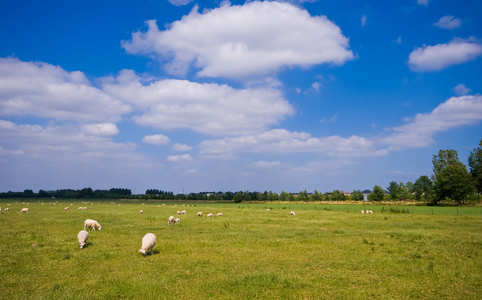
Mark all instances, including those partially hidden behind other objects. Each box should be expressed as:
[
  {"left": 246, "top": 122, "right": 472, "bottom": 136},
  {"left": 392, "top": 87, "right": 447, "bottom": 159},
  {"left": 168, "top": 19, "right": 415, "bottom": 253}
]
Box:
[{"left": 1, "top": 0, "right": 481, "bottom": 194}]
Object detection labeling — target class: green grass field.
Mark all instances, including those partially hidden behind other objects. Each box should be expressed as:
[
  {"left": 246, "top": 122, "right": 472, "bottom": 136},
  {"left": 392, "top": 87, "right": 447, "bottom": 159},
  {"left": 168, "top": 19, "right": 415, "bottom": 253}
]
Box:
[{"left": 1, "top": 200, "right": 481, "bottom": 299}]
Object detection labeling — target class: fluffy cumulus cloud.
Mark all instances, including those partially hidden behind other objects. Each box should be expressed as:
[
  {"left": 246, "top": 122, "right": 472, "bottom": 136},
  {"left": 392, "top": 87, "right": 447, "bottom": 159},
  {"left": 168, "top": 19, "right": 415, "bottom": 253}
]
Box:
[
  {"left": 167, "top": 154, "right": 192, "bottom": 162},
  {"left": 408, "top": 38, "right": 482, "bottom": 72},
  {"left": 81, "top": 123, "right": 119, "bottom": 136},
  {"left": 381, "top": 95, "right": 482, "bottom": 149},
  {"left": 122, "top": 1, "right": 354, "bottom": 79},
  {"left": 102, "top": 70, "right": 294, "bottom": 135},
  {"left": 143, "top": 134, "right": 171, "bottom": 146},
  {"left": 434, "top": 16, "right": 462, "bottom": 29},
  {"left": 452, "top": 83, "right": 471, "bottom": 96},
  {"left": 417, "top": 0, "right": 429, "bottom": 6},
  {"left": 0, "top": 57, "right": 131, "bottom": 123},
  {"left": 199, "top": 129, "right": 388, "bottom": 158}
]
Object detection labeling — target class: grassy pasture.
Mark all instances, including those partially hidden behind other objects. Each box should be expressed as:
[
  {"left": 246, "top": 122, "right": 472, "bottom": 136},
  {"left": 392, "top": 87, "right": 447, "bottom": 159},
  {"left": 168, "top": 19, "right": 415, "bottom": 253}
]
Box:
[{"left": 0, "top": 200, "right": 481, "bottom": 299}]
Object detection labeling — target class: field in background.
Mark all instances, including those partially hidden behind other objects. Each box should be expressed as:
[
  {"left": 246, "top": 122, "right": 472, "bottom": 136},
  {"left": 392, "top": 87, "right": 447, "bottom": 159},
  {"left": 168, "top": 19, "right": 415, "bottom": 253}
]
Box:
[{"left": 0, "top": 200, "right": 481, "bottom": 299}]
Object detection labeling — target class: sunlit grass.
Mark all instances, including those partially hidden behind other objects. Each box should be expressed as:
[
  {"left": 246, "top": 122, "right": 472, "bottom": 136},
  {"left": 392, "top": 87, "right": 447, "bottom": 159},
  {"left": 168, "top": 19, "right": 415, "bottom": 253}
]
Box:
[{"left": 0, "top": 200, "right": 480, "bottom": 299}]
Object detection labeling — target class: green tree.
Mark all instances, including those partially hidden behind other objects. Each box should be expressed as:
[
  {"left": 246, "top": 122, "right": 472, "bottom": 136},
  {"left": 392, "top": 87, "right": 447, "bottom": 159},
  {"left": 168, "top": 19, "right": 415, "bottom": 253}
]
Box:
[
  {"left": 413, "top": 175, "right": 434, "bottom": 201},
  {"left": 387, "top": 181, "right": 399, "bottom": 200},
  {"left": 351, "top": 190, "right": 363, "bottom": 201},
  {"left": 369, "top": 185, "right": 385, "bottom": 201},
  {"left": 330, "top": 190, "right": 346, "bottom": 201},
  {"left": 435, "top": 163, "right": 476, "bottom": 205},
  {"left": 468, "top": 139, "right": 482, "bottom": 193},
  {"left": 267, "top": 191, "right": 279, "bottom": 201},
  {"left": 297, "top": 190, "right": 309, "bottom": 202},
  {"left": 280, "top": 191, "right": 294, "bottom": 202},
  {"left": 312, "top": 190, "right": 324, "bottom": 201},
  {"left": 432, "top": 149, "right": 460, "bottom": 177},
  {"left": 233, "top": 191, "right": 244, "bottom": 203}
]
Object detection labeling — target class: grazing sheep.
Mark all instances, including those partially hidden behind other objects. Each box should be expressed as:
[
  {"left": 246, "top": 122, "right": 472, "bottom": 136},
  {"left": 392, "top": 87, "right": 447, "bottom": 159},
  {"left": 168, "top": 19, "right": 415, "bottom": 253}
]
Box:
[
  {"left": 174, "top": 218, "right": 180, "bottom": 224},
  {"left": 4, "top": 208, "right": 9, "bottom": 211},
  {"left": 177, "top": 210, "right": 181, "bottom": 215},
  {"left": 139, "top": 233, "right": 156, "bottom": 256},
  {"left": 361, "top": 210, "right": 365, "bottom": 214},
  {"left": 140, "top": 210, "right": 143, "bottom": 214},
  {"left": 77, "top": 230, "right": 89, "bottom": 249},
  {"left": 207, "top": 213, "right": 213, "bottom": 218},
  {"left": 78, "top": 207, "right": 83, "bottom": 210},
  {"left": 64, "top": 207, "right": 70, "bottom": 210},
  {"left": 181, "top": 210, "right": 186, "bottom": 215},
  {"left": 0, "top": 207, "right": 2, "bottom": 213},
  {"left": 290, "top": 211, "right": 296, "bottom": 216},
  {"left": 168, "top": 216, "right": 175, "bottom": 225},
  {"left": 216, "top": 213, "right": 223, "bottom": 216},
  {"left": 266, "top": 209, "right": 270, "bottom": 212},
  {"left": 20, "top": 208, "right": 29, "bottom": 213},
  {"left": 197, "top": 212, "right": 203, "bottom": 217},
  {"left": 84, "top": 219, "right": 102, "bottom": 231},
  {"left": 367, "top": 210, "right": 373, "bottom": 214}
]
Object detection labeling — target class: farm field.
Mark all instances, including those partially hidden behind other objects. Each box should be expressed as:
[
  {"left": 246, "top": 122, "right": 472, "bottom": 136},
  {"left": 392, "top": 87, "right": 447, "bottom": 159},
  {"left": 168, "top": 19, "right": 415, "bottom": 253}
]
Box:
[{"left": 0, "top": 200, "right": 481, "bottom": 299}]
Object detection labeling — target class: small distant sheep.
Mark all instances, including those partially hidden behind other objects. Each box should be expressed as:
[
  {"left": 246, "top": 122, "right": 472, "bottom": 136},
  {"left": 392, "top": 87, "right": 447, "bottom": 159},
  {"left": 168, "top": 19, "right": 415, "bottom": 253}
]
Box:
[
  {"left": 367, "top": 210, "right": 373, "bottom": 214},
  {"left": 177, "top": 210, "right": 181, "bottom": 215},
  {"left": 140, "top": 210, "right": 143, "bottom": 214},
  {"left": 77, "top": 230, "right": 89, "bottom": 249},
  {"left": 207, "top": 213, "right": 213, "bottom": 218},
  {"left": 64, "top": 207, "right": 70, "bottom": 210},
  {"left": 181, "top": 210, "right": 186, "bottom": 215},
  {"left": 216, "top": 213, "right": 223, "bottom": 216},
  {"left": 290, "top": 211, "right": 295, "bottom": 216},
  {"left": 20, "top": 208, "right": 29, "bottom": 213},
  {"left": 168, "top": 216, "right": 175, "bottom": 225},
  {"left": 78, "top": 207, "right": 83, "bottom": 210},
  {"left": 174, "top": 218, "right": 180, "bottom": 224},
  {"left": 197, "top": 212, "right": 203, "bottom": 217},
  {"left": 4, "top": 208, "right": 9, "bottom": 211},
  {"left": 361, "top": 210, "right": 365, "bottom": 214},
  {"left": 139, "top": 233, "right": 156, "bottom": 256},
  {"left": 84, "top": 219, "right": 102, "bottom": 231},
  {"left": 266, "top": 209, "right": 270, "bottom": 212}
]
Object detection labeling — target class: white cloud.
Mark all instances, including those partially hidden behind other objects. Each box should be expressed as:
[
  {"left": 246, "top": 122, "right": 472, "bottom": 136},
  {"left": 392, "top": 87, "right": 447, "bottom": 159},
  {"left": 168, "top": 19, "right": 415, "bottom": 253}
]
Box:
[
  {"left": 395, "top": 36, "right": 402, "bottom": 45},
  {"left": 81, "top": 123, "right": 119, "bottom": 136},
  {"left": 168, "top": 0, "right": 192, "bottom": 6},
  {"left": 172, "top": 143, "right": 193, "bottom": 151},
  {"left": 408, "top": 38, "right": 482, "bottom": 72},
  {"left": 434, "top": 16, "right": 462, "bottom": 29},
  {"left": 452, "top": 83, "right": 471, "bottom": 96},
  {"left": 361, "top": 15, "right": 367, "bottom": 27},
  {"left": 102, "top": 70, "right": 294, "bottom": 136},
  {"left": 250, "top": 161, "right": 281, "bottom": 168},
  {"left": 143, "top": 134, "right": 171, "bottom": 146},
  {"left": 167, "top": 154, "right": 192, "bottom": 162},
  {"left": 199, "top": 128, "right": 388, "bottom": 158},
  {"left": 381, "top": 95, "right": 482, "bottom": 149},
  {"left": 417, "top": 0, "right": 429, "bottom": 6},
  {"left": 0, "top": 57, "right": 131, "bottom": 123},
  {"left": 122, "top": 1, "right": 354, "bottom": 79}
]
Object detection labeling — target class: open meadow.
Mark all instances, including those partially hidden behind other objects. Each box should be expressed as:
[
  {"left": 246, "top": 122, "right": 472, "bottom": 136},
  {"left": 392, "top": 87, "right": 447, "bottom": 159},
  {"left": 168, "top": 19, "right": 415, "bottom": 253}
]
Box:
[{"left": 0, "top": 200, "right": 481, "bottom": 299}]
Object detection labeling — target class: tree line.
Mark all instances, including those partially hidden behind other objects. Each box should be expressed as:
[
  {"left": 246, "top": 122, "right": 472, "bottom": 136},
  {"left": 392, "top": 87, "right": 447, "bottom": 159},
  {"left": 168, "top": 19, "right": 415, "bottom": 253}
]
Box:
[{"left": 1, "top": 139, "right": 480, "bottom": 205}]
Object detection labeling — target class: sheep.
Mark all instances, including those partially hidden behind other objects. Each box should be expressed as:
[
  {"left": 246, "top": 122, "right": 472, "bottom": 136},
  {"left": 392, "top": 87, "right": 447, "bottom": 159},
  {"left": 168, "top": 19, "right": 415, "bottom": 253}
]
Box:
[
  {"left": 20, "top": 208, "right": 29, "bottom": 213},
  {"left": 139, "top": 233, "right": 156, "bottom": 256},
  {"left": 181, "top": 210, "right": 186, "bottom": 215},
  {"left": 140, "top": 210, "right": 143, "bottom": 214},
  {"left": 64, "top": 207, "right": 70, "bottom": 210},
  {"left": 216, "top": 213, "right": 223, "bottom": 216},
  {"left": 84, "top": 219, "right": 102, "bottom": 231},
  {"left": 367, "top": 210, "right": 373, "bottom": 214},
  {"left": 0, "top": 207, "right": 2, "bottom": 213},
  {"left": 177, "top": 210, "right": 181, "bottom": 215},
  {"left": 197, "top": 212, "right": 203, "bottom": 217},
  {"left": 207, "top": 213, "right": 213, "bottom": 218},
  {"left": 361, "top": 210, "right": 365, "bottom": 214},
  {"left": 78, "top": 207, "right": 83, "bottom": 210},
  {"left": 77, "top": 230, "right": 89, "bottom": 249},
  {"left": 168, "top": 216, "right": 175, "bottom": 225},
  {"left": 174, "top": 218, "right": 180, "bottom": 224},
  {"left": 290, "top": 211, "right": 296, "bottom": 216},
  {"left": 266, "top": 209, "right": 270, "bottom": 212},
  {"left": 4, "top": 208, "right": 9, "bottom": 211}
]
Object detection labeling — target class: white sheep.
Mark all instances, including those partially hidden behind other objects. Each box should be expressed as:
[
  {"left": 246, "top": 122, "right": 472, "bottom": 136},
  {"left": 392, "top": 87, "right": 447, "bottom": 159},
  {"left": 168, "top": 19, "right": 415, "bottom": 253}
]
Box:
[
  {"left": 168, "top": 216, "right": 175, "bottom": 225},
  {"left": 177, "top": 210, "right": 181, "bottom": 215},
  {"left": 368, "top": 210, "right": 373, "bottom": 214},
  {"left": 77, "top": 230, "right": 89, "bottom": 249},
  {"left": 20, "top": 208, "right": 29, "bottom": 213},
  {"left": 197, "top": 212, "right": 203, "bottom": 217},
  {"left": 139, "top": 233, "right": 156, "bottom": 256},
  {"left": 290, "top": 211, "right": 296, "bottom": 216},
  {"left": 64, "top": 207, "right": 70, "bottom": 210},
  {"left": 361, "top": 210, "right": 365, "bottom": 214},
  {"left": 4, "top": 207, "right": 9, "bottom": 211},
  {"left": 140, "top": 210, "right": 143, "bottom": 214},
  {"left": 207, "top": 213, "right": 213, "bottom": 218},
  {"left": 181, "top": 210, "right": 186, "bottom": 215},
  {"left": 84, "top": 219, "right": 102, "bottom": 231},
  {"left": 266, "top": 209, "right": 270, "bottom": 212},
  {"left": 216, "top": 213, "right": 223, "bottom": 216},
  {"left": 174, "top": 218, "right": 180, "bottom": 224}
]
